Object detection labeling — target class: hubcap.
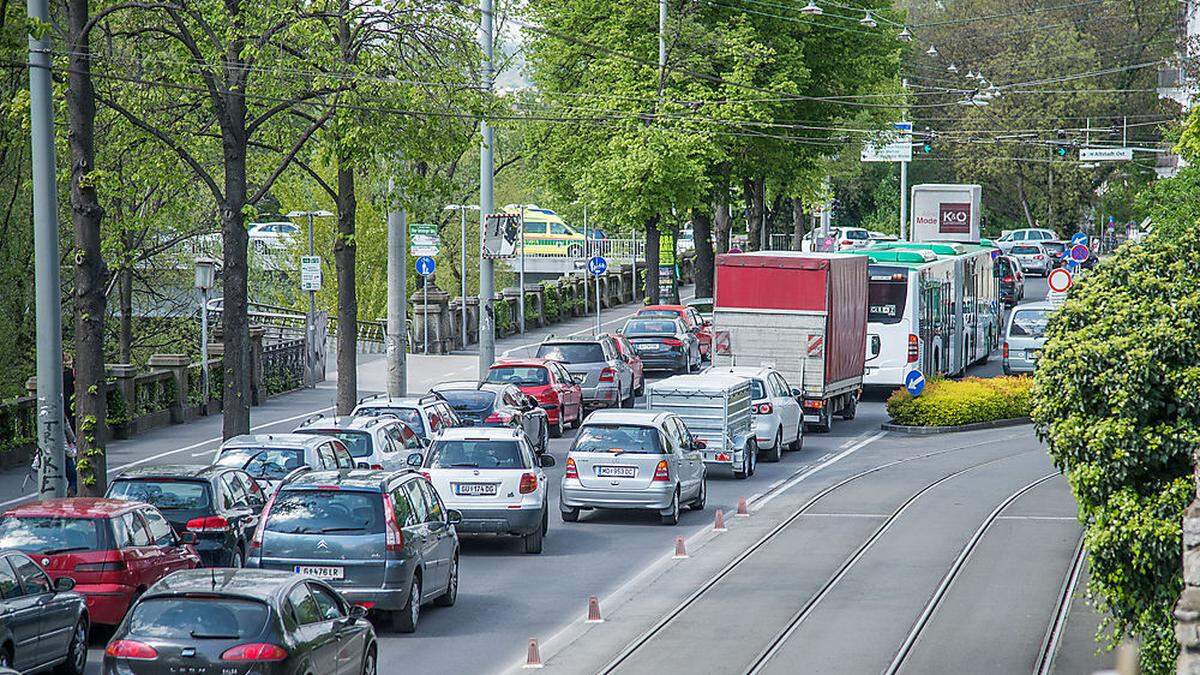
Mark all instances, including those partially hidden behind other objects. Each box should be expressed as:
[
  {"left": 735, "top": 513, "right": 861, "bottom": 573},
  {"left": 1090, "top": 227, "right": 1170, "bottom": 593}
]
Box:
[
  {"left": 449, "top": 562, "right": 458, "bottom": 598},
  {"left": 411, "top": 583, "right": 420, "bottom": 624},
  {"left": 366, "top": 655, "right": 376, "bottom": 675},
  {"left": 73, "top": 623, "right": 86, "bottom": 668}
]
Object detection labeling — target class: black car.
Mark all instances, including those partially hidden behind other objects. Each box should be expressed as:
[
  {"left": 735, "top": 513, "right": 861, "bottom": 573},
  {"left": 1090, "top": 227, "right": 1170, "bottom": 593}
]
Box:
[
  {"left": 996, "top": 255, "right": 1025, "bottom": 307},
  {"left": 103, "top": 569, "right": 376, "bottom": 675},
  {"left": 620, "top": 317, "right": 702, "bottom": 373},
  {"left": 106, "top": 464, "right": 266, "bottom": 567},
  {"left": 431, "top": 382, "right": 550, "bottom": 453},
  {"left": 0, "top": 550, "right": 88, "bottom": 674},
  {"left": 1042, "top": 240, "right": 1069, "bottom": 269}
]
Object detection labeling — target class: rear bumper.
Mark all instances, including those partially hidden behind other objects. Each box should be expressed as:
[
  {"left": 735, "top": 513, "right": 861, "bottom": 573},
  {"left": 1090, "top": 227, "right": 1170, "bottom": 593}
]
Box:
[
  {"left": 247, "top": 558, "right": 411, "bottom": 611},
  {"left": 1004, "top": 357, "right": 1036, "bottom": 374},
  {"left": 752, "top": 414, "right": 781, "bottom": 445},
  {"left": 560, "top": 481, "right": 674, "bottom": 510},
  {"left": 638, "top": 352, "right": 687, "bottom": 371},
  {"left": 864, "top": 363, "right": 909, "bottom": 387},
  {"left": 452, "top": 505, "right": 543, "bottom": 535},
  {"left": 195, "top": 539, "right": 237, "bottom": 567},
  {"left": 74, "top": 582, "right": 137, "bottom": 625},
  {"left": 582, "top": 384, "right": 621, "bottom": 407}
]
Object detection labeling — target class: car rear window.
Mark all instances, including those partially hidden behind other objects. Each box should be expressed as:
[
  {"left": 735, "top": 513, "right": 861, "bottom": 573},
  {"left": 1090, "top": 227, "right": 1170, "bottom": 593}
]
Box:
[
  {"left": 1011, "top": 245, "right": 1041, "bottom": 255},
  {"left": 295, "top": 430, "right": 372, "bottom": 458},
  {"left": 868, "top": 267, "right": 908, "bottom": 326},
  {"left": 0, "top": 516, "right": 102, "bottom": 554},
  {"left": 127, "top": 597, "right": 269, "bottom": 639},
  {"left": 636, "top": 309, "right": 680, "bottom": 319},
  {"left": 687, "top": 301, "right": 713, "bottom": 314},
  {"left": 536, "top": 343, "right": 605, "bottom": 363},
  {"left": 749, "top": 379, "right": 767, "bottom": 400},
  {"left": 216, "top": 448, "right": 306, "bottom": 481},
  {"left": 1042, "top": 242, "right": 1066, "bottom": 255},
  {"left": 265, "top": 490, "right": 382, "bottom": 534},
  {"left": 427, "top": 440, "right": 527, "bottom": 469},
  {"left": 108, "top": 479, "right": 212, "bottom": 511},
  {"left": 486, "top": 366, "right": 549, "bottom": 386},
  {"left": 437, "top": 390, "right": 497, "bottom": 413},
  {"left": 844, "top": 229, "right": 870, "bottom": 240},
  {"left": 1009, "top": 309, "right": 1050, "bottom": 338},
  {"left": 572, "top": 425, "right": 663, "bottom": 455},
  {"left": 355, "top": 406, "right": 425, "bottom": 435},
  {"left": 624, "top": 319, "right": 678, "bottom": 335}
]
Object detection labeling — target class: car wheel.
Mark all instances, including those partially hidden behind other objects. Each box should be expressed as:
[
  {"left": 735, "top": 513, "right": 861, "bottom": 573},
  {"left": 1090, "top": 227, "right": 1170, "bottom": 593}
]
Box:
[
  {"left": 561, "top": 506, "right": 580, "bottom": 522},
  {"left": 550, "top": 414, "right": 564, "bottom": 438},
  {"left": 661, "top": 489, "right": 680, "bottom": 525},
  {"left": 390, "top": 576, "right": 421, "bottom": 633},
  {"left": 361, "top": 649, "right": 377, "bottom": 675},
  {"left": 230, "top": 548, "right": 244, "bottom": 569},
  {"left": 53, "top": 618, "right": 88, "bottom": 675},
  {"left": 690, "top": 478, "right": 707, "bottom": 511},
  {"left": 787, "top": 423, "right": 803, "bottom": 451},
  {"left": 748, "top": 441, "right": 757, "bottom": 476},
  {"left": 571, "top": 405, "right": 584, "bottom": 428},
  {"left": 434, "top": 555, "right": 458, "bottom": 607},
  {"left": 635, "top": 377, "right": 645, "bottom": 396},
  {"left": 621, "top": 385, "right": 634, "bottom": 408},
  {"left": 762, "top": 429, "right": 782, "bottom": 463},
  {"left": 523, "top": 511, "right": 546, "bottom": 554}
]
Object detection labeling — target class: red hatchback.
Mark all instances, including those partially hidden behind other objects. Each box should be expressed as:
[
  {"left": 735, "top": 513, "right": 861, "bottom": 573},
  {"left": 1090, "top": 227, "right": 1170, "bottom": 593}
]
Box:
[
  {"left": 0, "top": 498, "right": 200, "bottom": 626},
  {"left": 487, "top": 358, "right": 584, "bottom": 437},
  {"left": 636, "top": 305, "right": 712, "bottom": 358}
]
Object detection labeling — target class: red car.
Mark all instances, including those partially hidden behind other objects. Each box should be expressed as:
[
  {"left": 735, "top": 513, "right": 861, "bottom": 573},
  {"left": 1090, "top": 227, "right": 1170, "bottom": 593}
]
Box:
[
  {"left": 0, "top": 498, "right": 200, "bottom": 626},
  {"left": 604, "top": 332, "right": 645, "bottom": 396},
  {"left": 636, "top": 305, "right": 712, "bottom": 358},
  {"left": 486, "top": 358, "right": 584, "bottom": 437}
]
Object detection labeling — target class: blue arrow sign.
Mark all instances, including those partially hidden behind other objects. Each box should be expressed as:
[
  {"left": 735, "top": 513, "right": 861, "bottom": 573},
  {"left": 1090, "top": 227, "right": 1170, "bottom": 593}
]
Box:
[
  {"left": 416, "top": 255, "right": 436, "bottom": 277},
  {"left": 586, "top": 256, "right": 608, "bottom": 276},
  {"left": 1071, "top": 232, "right": 1089, "bottom": 247},
  {"left": 905, "top": 370, "right": 926, "bottom": 397}
]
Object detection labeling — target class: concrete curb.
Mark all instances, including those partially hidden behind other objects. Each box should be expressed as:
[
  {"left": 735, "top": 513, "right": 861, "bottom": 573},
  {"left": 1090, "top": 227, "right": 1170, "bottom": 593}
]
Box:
[{"left": 880, "top": 417, "right": 1033, "bottom": 435}]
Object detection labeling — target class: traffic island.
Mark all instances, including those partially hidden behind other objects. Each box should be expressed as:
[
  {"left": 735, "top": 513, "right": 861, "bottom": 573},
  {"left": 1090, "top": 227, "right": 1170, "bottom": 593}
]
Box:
[{"left": 883, "top": 376, "right": 1033, "bottom": 434}]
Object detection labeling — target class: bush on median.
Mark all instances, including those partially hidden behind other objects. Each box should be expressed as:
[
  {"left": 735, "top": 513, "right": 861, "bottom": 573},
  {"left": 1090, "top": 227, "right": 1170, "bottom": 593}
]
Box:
[{"left": 885, "top": 376, "right": 1033, "bottom": 427}]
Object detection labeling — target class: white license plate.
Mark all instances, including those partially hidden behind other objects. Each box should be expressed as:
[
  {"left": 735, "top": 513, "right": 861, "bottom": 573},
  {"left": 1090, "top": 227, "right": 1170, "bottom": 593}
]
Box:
[
  {"left": 454, "top": 483, "right": 498, "bottom": 496},
  {"left": 596, "top": 465, "right": 636, "bottom": 478},
  {"left": 636, "top": 344, "right": 661, "bottom": 351},
  {"left": 295, "top": 565, "right": 343, "bottom": 579}
]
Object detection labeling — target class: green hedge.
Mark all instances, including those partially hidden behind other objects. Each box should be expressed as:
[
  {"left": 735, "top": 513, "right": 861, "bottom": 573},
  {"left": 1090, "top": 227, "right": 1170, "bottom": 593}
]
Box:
[{"left": 886, "top": 376, "right": 1033, "bottom": 427}]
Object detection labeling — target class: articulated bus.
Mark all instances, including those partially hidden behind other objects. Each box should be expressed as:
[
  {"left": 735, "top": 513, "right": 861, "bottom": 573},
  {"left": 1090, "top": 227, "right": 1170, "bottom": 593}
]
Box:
[{"left": 849, "top": 242, "right": 1002, "bottom": 387}]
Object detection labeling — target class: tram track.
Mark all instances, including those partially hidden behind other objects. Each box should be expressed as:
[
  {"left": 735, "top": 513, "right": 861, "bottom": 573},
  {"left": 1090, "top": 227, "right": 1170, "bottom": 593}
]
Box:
[{"left": 1034, "top": 534, "right": 1088, "bottom": 675}]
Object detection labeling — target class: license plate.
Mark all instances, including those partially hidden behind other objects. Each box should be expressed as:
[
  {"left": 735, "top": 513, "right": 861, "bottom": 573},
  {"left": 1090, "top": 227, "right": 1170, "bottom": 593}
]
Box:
[
  {"left": 596, "top": 465, "right": 636, "bottom": 478},
  {"left": 1028, "top": 350, "right": 1041, "bottom": 360},
  {"left": 454, "top": 483, "right": 498, "bottom": 496},
  {"left": 295, "top": 565, "right": 343, "bottom": 579},
  {"left": 636, "top": 344, "right": 661, "bottom": 351}
]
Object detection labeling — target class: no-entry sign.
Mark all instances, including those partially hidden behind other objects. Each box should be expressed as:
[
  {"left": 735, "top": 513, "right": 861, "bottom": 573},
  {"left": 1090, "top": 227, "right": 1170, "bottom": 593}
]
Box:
[{"left": 1047, "top": 267, "right": 1073, "bottom": 294}]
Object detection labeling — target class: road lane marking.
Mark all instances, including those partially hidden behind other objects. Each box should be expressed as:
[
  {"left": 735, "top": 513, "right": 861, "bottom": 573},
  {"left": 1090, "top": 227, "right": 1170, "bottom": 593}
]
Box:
[{"left": 751, "top": 431, "right": 886, "bottom": 512}]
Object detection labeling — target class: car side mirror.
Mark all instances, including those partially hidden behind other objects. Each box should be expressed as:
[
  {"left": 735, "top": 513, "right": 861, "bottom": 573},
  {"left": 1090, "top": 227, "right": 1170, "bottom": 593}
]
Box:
[
  {"left": 356, "top": 461, "right": 370, "bottom": 469},
  {"left": 573, "top": 375, "right": 585, "bottom": 385},
  {"left": 54, "top": 576, "right": 76, "bottom": 593},
  {"left": 791, "top": 387, "right": 802, "bottom": 397},
  {"left": 446, "top": 509, "right": 463, "bottom": 525},
  {"left": 693, "top": 438, "right": 707, "bottom": 450},
  {"left": 526, "top": 395, "right": 539, "bottom": 410},
  {"left": 539, "top": 454, "right": 556, "bottom": 468},
  {"left": 406, "top": 452, "right": 423, "bottom": 468},
  {"left": 178, "top": 531, "right": 197, "bottom": 546},
  {"left": 348, "top": 604, "right": 368, "bottom": 622}
]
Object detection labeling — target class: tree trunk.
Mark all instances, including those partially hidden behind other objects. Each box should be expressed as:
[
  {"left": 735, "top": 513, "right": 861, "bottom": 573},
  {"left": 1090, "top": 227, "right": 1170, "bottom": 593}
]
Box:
[
  {"left": 644, "top": 217, "right": 660, "bottom": 305},
  {"left": 791, "top": 197, "right": 805, "bottom": 251},
  {"left": 692, "top": 207, "right": 714, "bottom": 298},
  {"left": 334, "top": 164, "right": 357, "bottom": 415},
  {"left": 753, "top": 177, "right": 766, "bottom": 250},
  {"left": 714, "top": 188, "right": 731, "bottom": 254},
  {"left": 220, "top": 112, "right": 251, "bottom": 439},
  {"left": 743, "top": 176, "right": 757, "bottom": 251},
  {"left": 66, "top": 0, "right": 108, "bottom": 495},
  {"left": 1017, "top": 172, "right": 1036, "bottom": 229}
]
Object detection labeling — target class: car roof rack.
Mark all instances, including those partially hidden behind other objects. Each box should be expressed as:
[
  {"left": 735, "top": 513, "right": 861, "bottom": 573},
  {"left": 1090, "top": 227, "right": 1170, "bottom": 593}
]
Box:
[
  {"left": 418, "top": 392, "right": 447, "bottom": 403},
  {"left": 357, "top": 393, "right": 387, "bottom": 404},
  {"left": 298, "top": 413, "right": 326, "bottom": 427}
]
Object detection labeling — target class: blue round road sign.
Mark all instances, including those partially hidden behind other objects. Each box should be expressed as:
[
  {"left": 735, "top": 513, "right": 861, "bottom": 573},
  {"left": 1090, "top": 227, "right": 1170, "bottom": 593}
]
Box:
[
  {"left": 1070, "top": 244, "right": 1089, "bottom": 262},
  {"left": 1071, "top": 232, "right": 1089, "bottom": 247},
  {"left": 586, "top": 256, "right": 608, "bottom": 276},
  {"left": 416, "top": 255, "right": 436, "bottom": 277},
  {"left": 904, "top": 370, "right": 926, "bottom": 397}
]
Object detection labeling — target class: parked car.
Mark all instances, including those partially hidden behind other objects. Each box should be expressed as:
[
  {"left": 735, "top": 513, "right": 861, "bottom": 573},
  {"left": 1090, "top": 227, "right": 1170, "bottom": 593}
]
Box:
[
  {"left": 536, "top": 336, "right": 635, "bottom": 409},
  {"left": 868, "top": 230, "right": 899, "bottom": 243},
  {"left": 248, "top": 221, "right": 299, "bottom": 251},
  {"left": 247, "top": 470, "right": 460, "bottom": 633},
  {"left": 560, "top": 410, "right": 707, "bottom": 525},
  {"left": 620, "top": 317, "right": 702, "bottom": 374},
  {"left": 214, "top": 434, "right": 354, "bottom": 496},
  {"left": 0, "top": 550, "right": 87, "bottom": 674},
  {"left": 702, "top": 366, "right": 803, "bottom": 459},
  {"left": 996, "top": 228, "right": 1059, "bottom": 250},
  {"left": 103, "top": 569, "right": 376, "bottom": 675},
  {"left": 0, "top": 499, "right": 200, "bottom": 627},
  {"left": 293, "top": 415, "right": 425, "bottom": 470},
  {"left": 430, "top": 382, "right": 550, "bottom": 453},
  {"left": 801, "top": 227, "right": 871, "bottom": 252},
  {"left": 414, "top": 427, "right": 555, "bottom": 554},
  {"left": 635, "top": 304, "right": 712, "bottom": 358},
  {"left": 1009, "top": 243, "right": 1051, "bottom": 277},
  {"left": 604, "top": 333, "right": 645, "bottom": 397},
  {"left": 997, "top": 255, "right": 1026, "bottom": 306},
  {"left": 352, "top": 394, "right": 460, "bottom": 442},
  {"left": 106, "top": 464, "right": 266, "bottom": 568},
  {"left": 1003, "top": 301, "right": 1054, "bottom": 375},
  {"left": 486, "top": 358, "right": 584, "bottom": 437}
]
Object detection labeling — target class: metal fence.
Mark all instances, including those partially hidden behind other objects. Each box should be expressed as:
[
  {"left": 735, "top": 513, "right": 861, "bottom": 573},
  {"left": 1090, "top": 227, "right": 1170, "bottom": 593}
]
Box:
[{"left": 262, "top": 339, "right": 306, "bottom": 397}]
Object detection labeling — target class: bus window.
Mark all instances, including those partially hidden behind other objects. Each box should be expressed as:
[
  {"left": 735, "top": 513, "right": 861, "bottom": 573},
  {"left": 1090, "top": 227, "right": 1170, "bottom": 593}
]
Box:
[{"left": 868, "top": 268, "right": 908, "bottom": 325}]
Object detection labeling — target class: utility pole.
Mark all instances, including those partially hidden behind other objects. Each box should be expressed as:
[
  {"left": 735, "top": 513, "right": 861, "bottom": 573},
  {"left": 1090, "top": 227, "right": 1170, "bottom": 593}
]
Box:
[
  {"left": 478, "top": 0, "right": 496, "bottom": 378},
  {"left": 658, "top": 0, "right": 666, "bottom": 73},
  {"left": 386, "top": 178, "right": 408, "bottom": 397},
  {"left": 28, "top": 0, "right": 66, "bottom": 498},
  {"left": 518, "top": 206, "right": 526, "bottom": 334},
  {"left": 899, "top": 160, "right": 909, "bottom": 241}
]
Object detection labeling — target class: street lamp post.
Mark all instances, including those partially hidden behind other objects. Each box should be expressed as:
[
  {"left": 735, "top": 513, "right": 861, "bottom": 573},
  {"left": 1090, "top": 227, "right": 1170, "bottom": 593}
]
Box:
[
  {"left": 286, "top": 210, "right": 334, "bottom": 387},
  {"left": 444, "top": 205, "right": 481, "bottom": 350},
  {"left": 194, "top": 258, "right": 216, "bottom": 408}
]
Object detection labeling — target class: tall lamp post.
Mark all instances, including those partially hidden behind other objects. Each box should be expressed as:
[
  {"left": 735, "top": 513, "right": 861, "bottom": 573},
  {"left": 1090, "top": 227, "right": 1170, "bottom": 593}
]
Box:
[
  {"left": 444, "top": 204, "right": 480, "bottom": 349},
  {"left": 194, "top": 258, "right": 217, "bottom": 407},
  {"left": 286, "top": 209, "right": 334, "bottom": 387}
]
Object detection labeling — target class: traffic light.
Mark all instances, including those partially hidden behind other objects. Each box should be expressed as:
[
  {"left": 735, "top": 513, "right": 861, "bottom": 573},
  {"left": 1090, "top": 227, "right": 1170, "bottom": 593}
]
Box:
[
  {"left": 921, "top": 127, "right": 934, "bottom": 154},
  {"left": 1054, "top": 130, "right": 1069, "bottom": 158}
]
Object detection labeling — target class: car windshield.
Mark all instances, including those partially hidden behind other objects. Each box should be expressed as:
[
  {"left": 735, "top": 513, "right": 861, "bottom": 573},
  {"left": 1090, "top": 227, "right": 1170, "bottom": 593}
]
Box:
[
  {"left": 845, "top": 229, "right": 870, "bottom": 240},
  {"left": 437, "top": 390, "right": 497, "bottom": 413},
  {"left": 1011, "top": 245, "right": 1041, "bottom": 255},
  {"left": 127, "top": 597, "right": 269, "bottom": 640},
  {"left": 486, "top": 366, "right": 549, "bottom": 386},
  {"left": 0, "top": 516, "right": 101, "bottom": 554},
  {"left": 427, "top": 440, "right": 527, "bottom": 469},
  {"left": 536, "top": 343, "right": 605, "bottom": 363},
  {"left": 355, "top": 406, "right": 425, "bottom": 434},
  {"left": 215, "top": 447, "right": 305, "bottom": 481},
  {"left": 1010, "top": 309, "right": 1051, "bottom": 338},
  {"left": 265, "top": 490, "right": 382, "bottom": 534},
  {"left": 295, "top": 430, "right": 371, "bottom": 458},
  {"left": 572, "top": 424, "right": 663, "bottom": 454},
  {"left": 624, "top": 319, "right": 678, "bottom": 336},
  {"left": 108, "top": 480, "right": 211, "bottom": 511}
]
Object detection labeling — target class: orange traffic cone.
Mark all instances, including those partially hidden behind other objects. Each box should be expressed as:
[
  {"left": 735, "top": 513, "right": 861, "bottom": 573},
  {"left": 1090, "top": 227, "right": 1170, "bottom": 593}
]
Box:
[
  {"left": 713, "top": 509, "right": 727, "bottom": 532},
  {"left": 673, "top": 535, "right": 688, "bottom": 559},
  {"left": 736, "top": 496, "right": 750, "bottom": 517},
  {"left": 524, "top": 638, "right": 544, "bottom": 669},
  {"left": 587, "top": 596, "right": 603, "bottom": 623}
]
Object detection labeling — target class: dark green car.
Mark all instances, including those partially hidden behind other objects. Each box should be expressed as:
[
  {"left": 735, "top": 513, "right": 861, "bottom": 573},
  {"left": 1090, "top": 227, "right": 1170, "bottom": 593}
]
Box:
[{"left": 103, "top": 569, "right": 376, "bottom": 675}]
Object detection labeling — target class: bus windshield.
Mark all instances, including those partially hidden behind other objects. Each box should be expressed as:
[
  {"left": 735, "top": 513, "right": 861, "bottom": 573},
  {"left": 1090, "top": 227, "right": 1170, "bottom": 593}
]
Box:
[{"left": 868, "top": 267, "right": 909, "bottom": 325}]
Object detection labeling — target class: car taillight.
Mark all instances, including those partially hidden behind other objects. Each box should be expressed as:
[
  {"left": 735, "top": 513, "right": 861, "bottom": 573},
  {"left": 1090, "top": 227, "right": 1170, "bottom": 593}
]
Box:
[
  {"left": 519, "top": 473, "right": 538, "bottom": 494},
  {"left": 186, "top": 515, "right": 229, "bottom": 533},
  {"left": 565, "top": 457, "right": 579, "bottom": 479},
  {"left": 653, "top": 460, "right": 670, "bottom": 482},
  {"left": 485, "top": 411, "right": 514, "bottom": 424},
  {"left": 1034, "top": 254, "right": 1044, "bottom": 260},
  {"left": 220, "top": 643, "right": 288, "bottom": 662},
  {"left": 907, "top": 334, "right": 919, "bottom": 363},
  {"left": 75, "top": 560, "right": 127, "bottom": 572},
  {"left": 419, "top": 471, "right": 431, "bottom": 481},
  {"left": 1002, "top": 275, "right": 1014, "bottom": 283},
  {"left": 249, "top": 493, "right": 277, "bottom": 549},
  {"left": 662, "top": 338, "right": 684, "bottom": 347},
  {"left": 752, "top": 402, "right": 773, "bottom": 415},
  {"left": 1003, "top": 342, "right": 1009, "bottom": 359},
  {"left": 106, "top": 640, "right": 158, "bottom": 660},
  {"left": 381, "top": 493, "right": 405, "bottom": 553},
  {"left": 370, "top": 464, "right": 383, "bottom": 470},
  {"left": 840, "top": 239, "right": 853, "bottom": 247},
  {"left": 599, "top": 368, "right": 616, "bottom": 383}
]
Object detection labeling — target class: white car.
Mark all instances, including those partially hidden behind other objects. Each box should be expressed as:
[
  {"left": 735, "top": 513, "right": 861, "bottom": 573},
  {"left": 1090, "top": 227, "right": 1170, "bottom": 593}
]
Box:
[
  {"left": 996, "top": 228, "right": 1059, "bottom": 251},
  {"left": 213, "top": 433, "right": 354, "bottom": 495},
  {"left": 1008, "top": 243, "right": 1052, "bottom": 277},
  {"left": 868, "top": 230, "right": 899, "bottom": 243},
  {"left": 248, "top": 221, "right": 299, "bottom": 251},
  {"left": 352, "top": 393, "right": 461, "bottom": 442},
  {"left": 292, "top": 414, "right": 426, "bottom": 471},
  {"left": 414, "top": 427, "right": 554, "bottom": 554},
  {"left": 702, "top": 366, "right": 803, "bottom": 461},
  {"left": 801, "top": 227, "right": 871, "bottom": 252}
]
